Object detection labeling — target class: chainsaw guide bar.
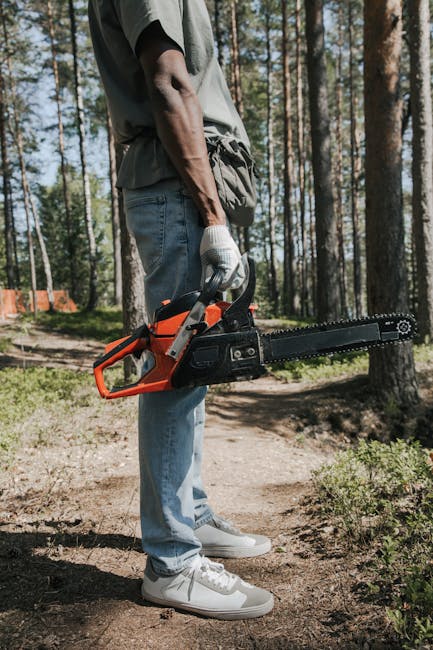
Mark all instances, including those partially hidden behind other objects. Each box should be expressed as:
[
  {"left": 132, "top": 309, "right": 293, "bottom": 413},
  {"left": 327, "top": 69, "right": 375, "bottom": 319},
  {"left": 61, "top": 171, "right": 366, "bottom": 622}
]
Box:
[
  {"left": 262, "top": 313, "right": 415, "bottom": 364},
  {"left": 93, "top": 257, "right": 417, "bottom": 399}
]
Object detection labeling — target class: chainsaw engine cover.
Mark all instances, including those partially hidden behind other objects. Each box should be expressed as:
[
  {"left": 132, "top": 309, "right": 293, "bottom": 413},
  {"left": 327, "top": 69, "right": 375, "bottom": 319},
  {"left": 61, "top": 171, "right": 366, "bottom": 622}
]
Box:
[{"left": 172, "top": 328, "right": 266, "bottom": 389}]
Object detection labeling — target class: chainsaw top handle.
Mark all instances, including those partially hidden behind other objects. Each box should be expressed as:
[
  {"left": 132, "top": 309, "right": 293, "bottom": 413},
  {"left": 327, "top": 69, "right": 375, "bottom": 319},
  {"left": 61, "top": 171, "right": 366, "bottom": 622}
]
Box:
[{"left": 199, "top": 267, "right": 225, "bottom": 305}]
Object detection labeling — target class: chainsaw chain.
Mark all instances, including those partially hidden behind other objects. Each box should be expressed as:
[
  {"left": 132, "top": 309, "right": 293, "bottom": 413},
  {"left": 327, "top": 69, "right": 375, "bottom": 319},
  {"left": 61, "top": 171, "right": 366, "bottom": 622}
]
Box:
[{"left": 262, "top": 312, "right": 417, "bottom": 364}]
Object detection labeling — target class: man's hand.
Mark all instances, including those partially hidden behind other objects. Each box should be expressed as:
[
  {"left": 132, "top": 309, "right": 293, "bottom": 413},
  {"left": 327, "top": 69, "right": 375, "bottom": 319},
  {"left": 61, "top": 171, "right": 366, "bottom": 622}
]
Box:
[{"left": 200, "top": 225, "right": 246, "bottom": 290}]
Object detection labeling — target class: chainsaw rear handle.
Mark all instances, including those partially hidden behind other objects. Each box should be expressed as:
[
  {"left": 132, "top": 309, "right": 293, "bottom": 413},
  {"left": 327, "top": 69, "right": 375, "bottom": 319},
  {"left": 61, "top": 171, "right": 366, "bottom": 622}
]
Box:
[
  {"left": 93, "top": 323, "right": 151, "bottom": 398},
  {"left": 93, "top": 269, "right": 225, "bottom": 399}
]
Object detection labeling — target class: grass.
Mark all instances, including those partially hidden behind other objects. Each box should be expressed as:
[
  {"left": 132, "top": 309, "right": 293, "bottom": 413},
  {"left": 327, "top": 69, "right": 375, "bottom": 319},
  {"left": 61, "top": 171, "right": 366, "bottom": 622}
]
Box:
[
  {"left": 0, "top": 336, "right": 12, "bottom": 353},
  {"left": 314, "top": 439, "right": 433, "bottom": 649},
  {"left": 271, "top": 349, "right": 369, "bottom": 383},
  {"left": 271, "top": 343, "right": 433, "bottom": 384},
  {"left": 27, "top": 307, "right": 124, "bottom": 343},
  {"left": 0, "top": 367, "right": 95, "bottom": 465}
]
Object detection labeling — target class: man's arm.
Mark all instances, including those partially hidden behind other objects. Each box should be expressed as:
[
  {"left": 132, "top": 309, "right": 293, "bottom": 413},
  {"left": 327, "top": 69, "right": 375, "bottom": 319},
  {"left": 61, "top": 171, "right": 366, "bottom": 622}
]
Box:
[{"left": 136, "top": 22, "right": 225, "bottom": 228}]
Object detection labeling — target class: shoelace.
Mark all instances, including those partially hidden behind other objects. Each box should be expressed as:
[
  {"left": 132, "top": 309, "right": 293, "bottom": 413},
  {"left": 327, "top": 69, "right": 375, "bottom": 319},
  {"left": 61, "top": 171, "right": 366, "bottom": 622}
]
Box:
[{"left": 185, "top": 555, "right": 237, "bottom": 599}]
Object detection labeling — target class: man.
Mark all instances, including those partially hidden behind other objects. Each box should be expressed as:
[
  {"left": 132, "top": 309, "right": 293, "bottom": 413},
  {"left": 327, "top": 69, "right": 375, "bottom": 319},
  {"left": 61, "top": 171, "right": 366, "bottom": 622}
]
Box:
[{"left": 88, "top": 0, "right": 274, "bottom": 619}]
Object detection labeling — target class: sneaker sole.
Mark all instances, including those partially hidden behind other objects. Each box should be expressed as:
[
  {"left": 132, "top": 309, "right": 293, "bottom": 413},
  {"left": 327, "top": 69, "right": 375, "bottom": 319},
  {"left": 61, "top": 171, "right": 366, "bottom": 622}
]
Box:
[
  {"left": 141, "top": 586, "right": 274, "bottom": 620},
  {"left": 201, "top": 539, "right": 272, "bottom": 559}
]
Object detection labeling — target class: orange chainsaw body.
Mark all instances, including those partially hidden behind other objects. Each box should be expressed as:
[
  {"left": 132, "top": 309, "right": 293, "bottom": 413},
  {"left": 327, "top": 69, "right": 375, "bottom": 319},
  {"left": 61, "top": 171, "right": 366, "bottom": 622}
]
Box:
[{"left": 94, "top": 300, "right": 231, "bottom": 399}]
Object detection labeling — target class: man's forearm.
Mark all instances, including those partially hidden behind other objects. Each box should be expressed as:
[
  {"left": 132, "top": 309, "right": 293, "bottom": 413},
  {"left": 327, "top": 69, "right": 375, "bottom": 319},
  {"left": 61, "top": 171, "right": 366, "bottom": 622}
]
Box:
[{"left": 143, "top": 63, "right": 226, "bottom": 227}]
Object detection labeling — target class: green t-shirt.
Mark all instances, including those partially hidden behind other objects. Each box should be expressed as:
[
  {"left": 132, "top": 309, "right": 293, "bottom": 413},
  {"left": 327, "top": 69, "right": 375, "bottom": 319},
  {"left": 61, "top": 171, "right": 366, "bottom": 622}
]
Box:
[{"left": 88, "top": 0, "right": 249, "bottom": 189}]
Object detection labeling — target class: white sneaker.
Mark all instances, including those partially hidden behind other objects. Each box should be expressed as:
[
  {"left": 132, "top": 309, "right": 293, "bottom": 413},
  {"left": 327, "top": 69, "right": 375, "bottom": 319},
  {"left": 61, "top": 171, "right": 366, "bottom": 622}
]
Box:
[
  {"left": 195, "top": 515, "right": 272, "bottom": 558},
  {"left": 141, "top": 555, "right": 274, "bottom": 620}
]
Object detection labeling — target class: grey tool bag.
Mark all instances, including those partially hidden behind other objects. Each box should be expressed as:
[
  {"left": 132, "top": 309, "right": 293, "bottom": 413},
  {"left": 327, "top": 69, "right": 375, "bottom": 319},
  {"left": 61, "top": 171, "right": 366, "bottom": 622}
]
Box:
[{"left": 206, "top": 136, "right": 257, "bottom": 227}]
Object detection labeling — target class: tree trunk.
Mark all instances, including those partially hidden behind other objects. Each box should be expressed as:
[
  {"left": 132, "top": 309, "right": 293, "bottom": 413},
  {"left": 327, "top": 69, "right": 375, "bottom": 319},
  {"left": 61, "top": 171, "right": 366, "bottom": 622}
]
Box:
[
  {"left": 407, "top": 0, "right": 433, "bottom": 342},
  {"left": 265, "top": 5, "right": 279, "bottom": 315},
  {"left": 69, "top": 0, "right": 98, "bottom": 310},
  {"left": 115, "top": 145, "right": 145, "bottom": 380},
  {"left": 335, "top": 4, "right": 348, "bottom": 318},
  {"left": 0, "top": 1, "right": 16, "bottom": 289},
  {"left": 2, "top": 20, "right": 39, "bottom": 314},
  {"left": 107, "top": 109, "right": 122, "bottom": 307},
  {"left": 281, "top": 0, "right": 298, "bottom": 317},
  {"left": 229, "top": 0, "right": 249, "bottom": 252},
  {"left": 348, "top": 2, "right": 363, "bottom": 318},
  {"left": 364, "top": 0, "right": 419, "bottom": 407},
  {"left": 214, "top": 0, "right": 225, "bottom": 69},
  {"left": 307, "top": 163, "right": 317, "bottom": 316},
  {"left": 230, "top": 0, "right": 244, "bottom": 118},
  {"left": 305, "top": 0, "right": 340, "bottom": 322},
  {"left": 46, "top": 0, "right": 77, "bottom": 301},
  {"left": 295, "top": 0, "right": 307, "bottom": 316}
]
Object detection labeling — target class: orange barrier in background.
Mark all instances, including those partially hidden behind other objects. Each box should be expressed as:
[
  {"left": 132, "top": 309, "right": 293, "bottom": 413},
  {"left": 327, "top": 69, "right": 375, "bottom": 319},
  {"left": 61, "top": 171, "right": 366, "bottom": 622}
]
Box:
[{"left": 0, "top": 289, "right": 77, "bottom": 320}]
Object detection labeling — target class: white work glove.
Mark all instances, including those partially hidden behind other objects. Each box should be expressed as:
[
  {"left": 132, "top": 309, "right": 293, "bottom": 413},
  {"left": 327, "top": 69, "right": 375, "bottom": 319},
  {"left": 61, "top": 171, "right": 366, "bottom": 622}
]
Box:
[{"left": 200, "top": 225, "right": 246, "bottom": 291}]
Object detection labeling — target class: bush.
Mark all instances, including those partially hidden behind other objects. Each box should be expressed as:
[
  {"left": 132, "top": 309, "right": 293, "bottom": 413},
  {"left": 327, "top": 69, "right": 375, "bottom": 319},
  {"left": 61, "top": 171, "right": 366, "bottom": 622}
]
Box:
[{"left": 314, "top": 439, "right": 433, "bottom": 649}]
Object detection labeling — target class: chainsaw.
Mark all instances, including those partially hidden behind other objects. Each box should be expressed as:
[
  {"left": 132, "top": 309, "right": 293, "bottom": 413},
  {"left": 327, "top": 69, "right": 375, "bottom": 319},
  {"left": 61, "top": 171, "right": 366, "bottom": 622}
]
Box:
[{"left": 93, "top": 257, "right": 416, "bottom": 399}]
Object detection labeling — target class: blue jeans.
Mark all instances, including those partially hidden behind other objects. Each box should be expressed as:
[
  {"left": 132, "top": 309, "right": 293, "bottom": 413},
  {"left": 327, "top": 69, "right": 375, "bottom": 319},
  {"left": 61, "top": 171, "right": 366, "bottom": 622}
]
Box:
[{"left": 123, "top": 179, "right": 214, "bottom": 576}]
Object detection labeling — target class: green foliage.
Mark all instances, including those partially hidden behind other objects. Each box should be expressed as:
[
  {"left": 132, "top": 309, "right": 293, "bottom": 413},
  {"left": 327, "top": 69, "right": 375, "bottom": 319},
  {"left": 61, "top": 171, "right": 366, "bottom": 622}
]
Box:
[
  {"left": 272, "top": 349, "right": 369, "bottom": 382},
  {"left": 314, "top": 439, "right": 433, "bottom": 648},
  {"left": 0, "top": 336, "right": 12, "bottom": 353},
  {"left": 271, "top": 344, "right": 433, "bottom": 384},
  {"left": 0, "top": 367, "right": 94, "bottom": 466},
  {"left": 33, "top": 307, "right": 123, "bottom": 343},
  {"left": 35, "top": 169, "right": 113, "bottom": 307}
]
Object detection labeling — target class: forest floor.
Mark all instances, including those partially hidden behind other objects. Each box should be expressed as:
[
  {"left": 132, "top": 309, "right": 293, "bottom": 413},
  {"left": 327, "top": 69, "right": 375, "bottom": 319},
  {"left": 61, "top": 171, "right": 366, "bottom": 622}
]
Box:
[{"left": 1, "top": 316, "right": 433, "bottom": 649}]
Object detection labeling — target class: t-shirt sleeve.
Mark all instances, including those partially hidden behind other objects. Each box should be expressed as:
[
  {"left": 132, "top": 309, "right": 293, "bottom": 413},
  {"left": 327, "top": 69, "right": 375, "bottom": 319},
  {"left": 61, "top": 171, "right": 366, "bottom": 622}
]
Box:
[{"left": 112, "top": 0, "right": 184, "bottom": 56}]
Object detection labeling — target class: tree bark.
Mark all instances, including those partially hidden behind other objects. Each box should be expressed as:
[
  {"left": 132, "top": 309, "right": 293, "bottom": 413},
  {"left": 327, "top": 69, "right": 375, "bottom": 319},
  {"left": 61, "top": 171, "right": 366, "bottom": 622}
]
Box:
[
  {"left": 305, "top": 0, "right": 340, "bottom": 322},
  {"left": 2, "top": 19, "right": 39, "bottom": 314},
  {"left": 348, "top": 2, "right": 363, "bottom": 318},
  {"left": 281, "top": 0, "right": 298, "bottom": 317},
  {"left": 265, "top": 5, "right": 279, "bottom": 315},
  {"left": 107, "top": 109, "right": 122, "bottom": 307},
  {"left": 229, "top": 0, "right": 249, "bottom": 252},
  {"left": 407, "top": 0, "right": 433, "bottom": 341},
  {"left": 46, "top": 0, "right": 77, "bottom": 300},
  {"left": 214, "top": 0, "right": 225, "bottom": 69},
  {"left": 295, "top": 0, "right": 307, "bottom": 316},
  {"left": 69, "top": 0, "right": 98, "bottom": 310},
  {"left": 307, "top": 163, "right": 317, "bottom": 315},
  {"left": 115, "top": 144, "right": 145, "bottom": 380},
  {"left": 335, "top": 4, "right": 348, "bottom": 318},
  {"left": 0, "top": 0, "right": 16, "bottom": 289},
  {"left": 364, "top": 0, "right": 419, "bottom": 407}
]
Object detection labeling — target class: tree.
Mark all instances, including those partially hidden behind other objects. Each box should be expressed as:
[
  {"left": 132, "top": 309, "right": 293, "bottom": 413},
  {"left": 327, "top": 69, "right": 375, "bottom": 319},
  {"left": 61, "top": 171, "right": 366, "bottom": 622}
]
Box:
[
  {"left": 364, "top": 0, "right": 419, "bottom": 407},
  {"left": 0, "top": 0, "right": 16, "bottom": 289},
  {"left": 68, "top": 0, "right": 98, "bottom": 310},
  {"left": 281, "top": 0, "right": 298, "bottom": 317},
  {"left": 229, "top": 0, "right": 249, "bottom": 252},
  {"left": 45, "top": 0, "right": 78, "bottom": 301},
  {"left": 348, "top": 1, "right": 363, "bottom": 318},
  {"left": 407, "top": 0, "right": 433, "bottom": 342},
  {"left": 107, "top": 109, "right": 122, "bottom": 306},
  {"left": 115, "top": 144, "right": 145, "bottom": 380},
  {"left": 334, "top": 3, "right": 348, "bottom": 317},
  {"left": 264, "top": 1, "right": 279, "bottom": 315},
  {"left": 305, "top": 0, "right": 340, "bottom": 322},
  {"left": 214, "top": 0, "right": 225, "bottom": 68}
]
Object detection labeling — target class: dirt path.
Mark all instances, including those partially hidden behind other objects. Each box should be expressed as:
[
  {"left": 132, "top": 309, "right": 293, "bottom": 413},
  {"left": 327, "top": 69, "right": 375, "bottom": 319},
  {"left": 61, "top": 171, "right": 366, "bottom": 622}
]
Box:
[{"left": 0, "top": 323, "right": 402, "bottom": 649}]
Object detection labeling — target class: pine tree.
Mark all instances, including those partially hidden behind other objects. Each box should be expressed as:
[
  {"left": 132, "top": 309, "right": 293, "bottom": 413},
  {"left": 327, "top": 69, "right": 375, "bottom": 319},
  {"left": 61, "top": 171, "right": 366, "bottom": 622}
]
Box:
[
  {"left": 305, "top": 0, "right": 340, "bottom": 322},
  {"left": 364, "top": 0, "right": 419, "bottom": 407}
]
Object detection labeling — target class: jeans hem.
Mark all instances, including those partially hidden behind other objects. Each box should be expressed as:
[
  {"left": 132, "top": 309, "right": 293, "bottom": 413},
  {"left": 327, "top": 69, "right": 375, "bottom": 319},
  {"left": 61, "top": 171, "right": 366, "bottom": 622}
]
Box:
[
  {"left": 149, "top": 553, "right": 200, "bottom": 577},
  {"left": 193, "top": 511, "right": 214, "bottom": 530}
]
